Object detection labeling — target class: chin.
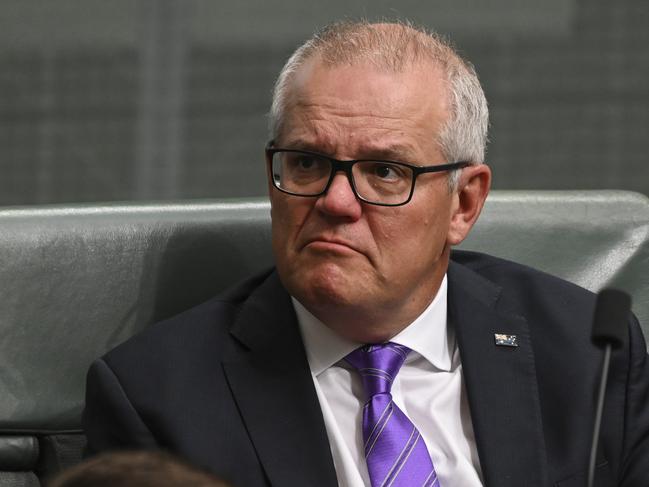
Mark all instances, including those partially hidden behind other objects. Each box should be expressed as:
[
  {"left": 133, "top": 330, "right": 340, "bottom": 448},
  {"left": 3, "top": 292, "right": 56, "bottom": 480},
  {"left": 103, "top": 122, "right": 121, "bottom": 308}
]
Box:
[{"left": 284, "top": 260, "right": 363, "bottom": 309}]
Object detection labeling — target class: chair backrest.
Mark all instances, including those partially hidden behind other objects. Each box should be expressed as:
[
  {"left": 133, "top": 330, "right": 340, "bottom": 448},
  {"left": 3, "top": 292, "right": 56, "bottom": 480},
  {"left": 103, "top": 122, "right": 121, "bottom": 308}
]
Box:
[{"left": 1, "top": 190, "right": 648, "bottom": 485}]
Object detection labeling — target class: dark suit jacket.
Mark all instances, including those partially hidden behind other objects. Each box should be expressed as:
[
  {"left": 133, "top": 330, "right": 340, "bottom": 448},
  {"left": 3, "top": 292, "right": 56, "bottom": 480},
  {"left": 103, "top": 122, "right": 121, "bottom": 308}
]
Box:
[{"left": 83, "top": 251, "right": 649, "bottom": 487}]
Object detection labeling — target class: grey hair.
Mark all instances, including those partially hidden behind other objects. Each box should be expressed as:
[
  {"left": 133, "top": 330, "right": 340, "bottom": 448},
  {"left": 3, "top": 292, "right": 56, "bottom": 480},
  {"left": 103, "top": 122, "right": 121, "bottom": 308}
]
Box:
[{"left": 268, "top": 20, "right": 489, "bottom": 190}]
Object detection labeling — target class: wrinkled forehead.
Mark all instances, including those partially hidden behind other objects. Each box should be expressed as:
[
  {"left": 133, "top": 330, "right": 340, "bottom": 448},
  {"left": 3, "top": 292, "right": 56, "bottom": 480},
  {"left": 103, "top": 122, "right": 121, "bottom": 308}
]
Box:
[{"left": 283, "top": 58, "right": 449, "bottom": 134}]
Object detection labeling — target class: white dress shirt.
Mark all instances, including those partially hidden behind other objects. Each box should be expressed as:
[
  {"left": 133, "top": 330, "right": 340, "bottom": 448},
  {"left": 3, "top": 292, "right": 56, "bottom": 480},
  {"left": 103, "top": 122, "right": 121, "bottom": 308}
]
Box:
[{"left": 294, "top": 275, "right": 484, "bottom": 487}]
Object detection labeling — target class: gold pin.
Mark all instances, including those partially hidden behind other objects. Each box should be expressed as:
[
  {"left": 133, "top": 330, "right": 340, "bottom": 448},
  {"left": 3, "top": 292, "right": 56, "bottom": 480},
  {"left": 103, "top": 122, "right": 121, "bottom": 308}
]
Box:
[{"left": 494, "top": 333, "right": 518, "bottom": 347}]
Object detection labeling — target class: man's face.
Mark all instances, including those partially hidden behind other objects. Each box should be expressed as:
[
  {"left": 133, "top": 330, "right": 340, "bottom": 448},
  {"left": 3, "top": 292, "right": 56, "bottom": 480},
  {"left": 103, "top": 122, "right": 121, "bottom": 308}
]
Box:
[{"left": 269, "top": 59, "right": 474, "bottom": 342}]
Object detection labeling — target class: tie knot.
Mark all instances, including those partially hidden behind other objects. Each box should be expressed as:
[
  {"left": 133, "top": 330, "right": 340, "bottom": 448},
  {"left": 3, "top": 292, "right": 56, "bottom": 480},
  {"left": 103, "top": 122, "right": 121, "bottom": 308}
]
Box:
[{"left": 345, "top": 342, "right": 411, "bottom": 396}]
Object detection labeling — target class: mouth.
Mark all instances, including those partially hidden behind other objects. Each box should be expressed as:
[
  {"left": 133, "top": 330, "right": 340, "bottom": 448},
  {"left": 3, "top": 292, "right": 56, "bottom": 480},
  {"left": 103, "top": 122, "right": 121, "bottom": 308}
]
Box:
[{"left": 302, "top": 237, "right": 361, "bottom": 256}]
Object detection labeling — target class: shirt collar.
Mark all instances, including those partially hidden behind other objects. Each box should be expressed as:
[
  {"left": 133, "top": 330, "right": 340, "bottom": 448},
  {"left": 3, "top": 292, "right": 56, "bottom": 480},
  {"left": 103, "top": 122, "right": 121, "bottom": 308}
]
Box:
[{"left": 294, "top": 274, "right": 453, "bottom": 376}]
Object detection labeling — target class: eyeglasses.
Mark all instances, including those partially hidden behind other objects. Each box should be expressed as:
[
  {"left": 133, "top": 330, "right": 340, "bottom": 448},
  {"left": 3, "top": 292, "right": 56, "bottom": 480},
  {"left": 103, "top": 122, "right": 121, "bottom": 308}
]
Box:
[{"left": 265, "top": 143, "right": 470, "bottom": 207}]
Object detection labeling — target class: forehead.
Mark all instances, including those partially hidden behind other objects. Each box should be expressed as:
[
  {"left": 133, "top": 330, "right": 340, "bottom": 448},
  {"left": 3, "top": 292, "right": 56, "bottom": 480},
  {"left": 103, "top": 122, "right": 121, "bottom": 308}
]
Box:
[{"left": 278, "top": 58, "right": 450, "bottom": 160}]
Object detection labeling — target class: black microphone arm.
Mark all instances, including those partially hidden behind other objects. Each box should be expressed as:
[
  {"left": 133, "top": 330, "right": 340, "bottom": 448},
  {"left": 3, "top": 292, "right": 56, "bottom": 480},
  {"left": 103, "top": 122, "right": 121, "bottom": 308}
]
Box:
[{"left": 588, "top": 288, "right": 631, "bottom": 487}]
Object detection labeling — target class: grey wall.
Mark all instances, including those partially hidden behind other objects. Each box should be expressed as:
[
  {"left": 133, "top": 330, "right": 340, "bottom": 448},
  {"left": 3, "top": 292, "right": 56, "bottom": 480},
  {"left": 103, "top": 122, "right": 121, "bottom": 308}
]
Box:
[{"left": 0, "top": 0, "right": 647, "bottom": 205}]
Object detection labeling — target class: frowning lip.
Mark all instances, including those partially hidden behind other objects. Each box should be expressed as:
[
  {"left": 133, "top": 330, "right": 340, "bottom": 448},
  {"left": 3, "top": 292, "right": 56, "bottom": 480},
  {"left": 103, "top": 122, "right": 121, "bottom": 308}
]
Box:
[{"left": 302, "top": 236, "right": 362, "bottom": 255}]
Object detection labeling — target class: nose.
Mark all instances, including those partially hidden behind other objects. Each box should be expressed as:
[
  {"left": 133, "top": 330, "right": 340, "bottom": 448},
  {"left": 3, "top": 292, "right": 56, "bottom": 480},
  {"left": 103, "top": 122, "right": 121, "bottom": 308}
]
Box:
[{"left": 315, "top": 172, "right": 362, "bottom": 220}]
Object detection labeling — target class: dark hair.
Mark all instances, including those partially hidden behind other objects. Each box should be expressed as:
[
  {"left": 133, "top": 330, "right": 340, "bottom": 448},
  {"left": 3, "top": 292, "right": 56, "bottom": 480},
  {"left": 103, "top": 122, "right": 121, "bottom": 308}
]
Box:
[{"left": 47, "top": 450, "right": 231, "bottom": 487}]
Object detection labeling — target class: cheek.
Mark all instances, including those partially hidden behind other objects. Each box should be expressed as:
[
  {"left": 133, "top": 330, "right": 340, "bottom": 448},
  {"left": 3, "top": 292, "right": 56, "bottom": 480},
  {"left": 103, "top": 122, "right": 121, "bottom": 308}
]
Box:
[
  {"left": 271, "top": 193, "right": 300, "bottom": 226},
  {"left": 270, "top": 196, "right": 311, "bottom": 253},
  {"left": 270, "top": 197, "right": 292, "bottom": 253},
  {"left": 379, "top": 199, "right": 451, "bottom": 256},
  {"left": 368, "top": 212, "right": 421, "bottom": 265}
]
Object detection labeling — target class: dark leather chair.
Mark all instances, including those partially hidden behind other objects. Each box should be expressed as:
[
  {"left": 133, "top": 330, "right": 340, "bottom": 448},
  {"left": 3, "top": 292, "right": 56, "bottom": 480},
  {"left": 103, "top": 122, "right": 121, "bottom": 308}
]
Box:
[{"left": 1, "top": 191, "right": 648, "bottom": 486}]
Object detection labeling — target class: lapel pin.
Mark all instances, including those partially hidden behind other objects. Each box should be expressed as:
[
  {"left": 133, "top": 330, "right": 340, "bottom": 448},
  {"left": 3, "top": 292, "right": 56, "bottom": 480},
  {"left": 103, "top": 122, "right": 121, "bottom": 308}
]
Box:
[{"left": 494, "top": 333, "right": 518, "bottom": 347}]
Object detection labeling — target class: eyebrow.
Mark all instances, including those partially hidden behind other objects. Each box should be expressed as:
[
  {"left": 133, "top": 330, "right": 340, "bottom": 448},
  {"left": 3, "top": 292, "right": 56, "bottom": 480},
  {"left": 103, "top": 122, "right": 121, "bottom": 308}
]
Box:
[
  {"left": 279, "top": 141, "right": 421, "bottom": 164},
  {"left": 358, "top": 145, "right": 420, "bottom": 163}
]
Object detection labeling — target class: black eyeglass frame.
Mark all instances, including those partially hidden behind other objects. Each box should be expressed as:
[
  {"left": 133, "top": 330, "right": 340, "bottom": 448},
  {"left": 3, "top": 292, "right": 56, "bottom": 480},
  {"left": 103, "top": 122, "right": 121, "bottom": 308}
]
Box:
[{"left": 265, "top": 142, "right": 471, "bottom": 207}]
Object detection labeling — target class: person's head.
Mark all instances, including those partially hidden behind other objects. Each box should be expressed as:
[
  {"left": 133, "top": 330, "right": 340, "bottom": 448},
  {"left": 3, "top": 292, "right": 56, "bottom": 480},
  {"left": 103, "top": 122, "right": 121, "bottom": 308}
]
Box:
[
  {"left": 266, "top": 20, "right": 491, "bottom": 342},
  {"left": 47, "top": 450, "right": 231, "bottom": 487}
]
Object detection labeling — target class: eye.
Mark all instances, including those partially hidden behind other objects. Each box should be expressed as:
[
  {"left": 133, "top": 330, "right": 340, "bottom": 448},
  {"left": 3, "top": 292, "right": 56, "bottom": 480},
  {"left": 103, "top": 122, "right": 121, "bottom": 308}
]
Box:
[
  {"left": 279, "top": 152, "right": 330, "bottom": 183},
  {"left": 370, "top": 163, "right": 406, "bottom": 181},
  {"left": 374, "top": 164, "right": 396, "bottom": 179},
  {"left": 295, "top": 155, "right": 316, "bottom": 170}
]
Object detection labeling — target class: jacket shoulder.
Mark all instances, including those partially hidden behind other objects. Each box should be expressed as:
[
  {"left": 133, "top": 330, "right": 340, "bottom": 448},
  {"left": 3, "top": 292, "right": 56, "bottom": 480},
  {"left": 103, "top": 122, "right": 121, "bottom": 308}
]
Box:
[
  {"left": 451, "top": 249, "right": 595, "bottom": 298},
  {"left": 450, "top": 249, "right": 599, "bottom": 335},
  {"left": 101, "top": 267, "right": 275, "bottom": 366}
]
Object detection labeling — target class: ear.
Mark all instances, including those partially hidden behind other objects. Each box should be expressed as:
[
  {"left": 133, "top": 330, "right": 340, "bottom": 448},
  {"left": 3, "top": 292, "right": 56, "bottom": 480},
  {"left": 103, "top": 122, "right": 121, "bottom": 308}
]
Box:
[{"left": 447, "top": 164, "right": 491, "bottom": 246}]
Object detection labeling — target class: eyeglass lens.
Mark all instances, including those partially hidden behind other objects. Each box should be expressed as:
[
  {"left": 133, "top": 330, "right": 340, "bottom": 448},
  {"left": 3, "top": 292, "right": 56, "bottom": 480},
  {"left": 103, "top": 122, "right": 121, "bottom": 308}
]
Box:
[{"left": 271, "top": 151, "right": 413, "bottom": 205}]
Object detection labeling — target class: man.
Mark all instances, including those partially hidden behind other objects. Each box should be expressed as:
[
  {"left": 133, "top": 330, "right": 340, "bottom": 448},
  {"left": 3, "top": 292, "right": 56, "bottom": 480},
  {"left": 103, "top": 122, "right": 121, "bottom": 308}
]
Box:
[{"left": 83, "top": 21, "right": 649, "bottom": 487}]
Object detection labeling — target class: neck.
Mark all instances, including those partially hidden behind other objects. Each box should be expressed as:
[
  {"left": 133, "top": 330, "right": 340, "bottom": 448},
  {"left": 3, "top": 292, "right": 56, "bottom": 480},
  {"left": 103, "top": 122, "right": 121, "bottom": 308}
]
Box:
[{"left": 308, "top": 273, "right": 446, "bottom": 344}]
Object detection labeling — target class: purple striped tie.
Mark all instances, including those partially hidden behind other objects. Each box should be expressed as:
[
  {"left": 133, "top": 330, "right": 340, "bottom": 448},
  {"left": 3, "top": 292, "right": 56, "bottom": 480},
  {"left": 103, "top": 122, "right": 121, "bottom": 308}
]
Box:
[{"left": 346, "top": 343, "right": 440, "bottom": 487}]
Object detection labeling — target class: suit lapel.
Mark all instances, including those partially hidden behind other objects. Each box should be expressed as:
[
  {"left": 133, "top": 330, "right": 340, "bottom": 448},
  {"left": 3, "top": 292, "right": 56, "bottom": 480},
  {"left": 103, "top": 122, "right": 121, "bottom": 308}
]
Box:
[
  {"left": 448, "top": 261, "right": 550, "bottom": 487},
  {"left": 222, "top": 272, "right": 338, "bottom": 487}
]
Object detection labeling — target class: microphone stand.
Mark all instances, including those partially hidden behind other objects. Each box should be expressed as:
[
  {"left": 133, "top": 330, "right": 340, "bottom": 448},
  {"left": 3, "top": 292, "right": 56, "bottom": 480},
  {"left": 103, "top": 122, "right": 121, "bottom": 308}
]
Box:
[{"left": 587, "top": 343, "right": 611, "bottom": 487}]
